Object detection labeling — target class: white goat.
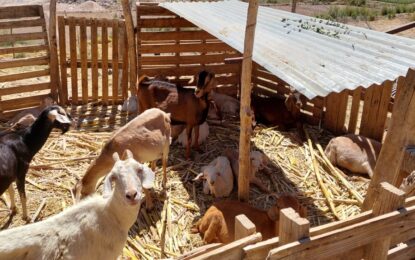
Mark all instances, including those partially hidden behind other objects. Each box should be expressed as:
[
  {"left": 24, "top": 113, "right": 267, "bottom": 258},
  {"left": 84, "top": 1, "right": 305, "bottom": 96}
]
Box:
[
  {"left": 176, "top": 122, "right": 209, "bottom": 147},
  {"left": 0, "top": 150, "right": 154, "bottom": 260},
  {"left": 194, "top": 156, "right": 233, "bottom": 198},
  {"left": 208, "top": 92, "right": 240, "bottom": 119},
  {"left": 325, "top": 134, "right": 382, "bottom": 178}
]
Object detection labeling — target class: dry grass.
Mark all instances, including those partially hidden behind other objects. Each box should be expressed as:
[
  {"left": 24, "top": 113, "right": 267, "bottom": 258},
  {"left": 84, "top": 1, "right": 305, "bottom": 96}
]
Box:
[{"left": 0, "top": 108, "right": 369, "bottom": 259}]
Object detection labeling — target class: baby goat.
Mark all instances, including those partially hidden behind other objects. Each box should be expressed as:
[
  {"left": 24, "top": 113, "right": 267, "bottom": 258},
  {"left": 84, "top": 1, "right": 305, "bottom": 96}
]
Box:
[
  {"left": 137, "top": 70, "right": 216, "bottom": 159},
  {"left": 176, "top": 122, "right": 209, "bottom": 148},
  {"left": 193, "top": 194, "right": 307, "bottom": 243},
  {"left": 194, "top": 156, "right": 234, "bottom": 198},
  {"left": 0, "top": 105, "right": 71, "bottom": 220},
  {"left": 0, "top": 150, "right": 154, "bottom": 260},
  {"left": 74, "top": 108, "right": 171, "bottom": 209},
  {"left": 325, "top": 134, "right": 381, "bottom": 178}
]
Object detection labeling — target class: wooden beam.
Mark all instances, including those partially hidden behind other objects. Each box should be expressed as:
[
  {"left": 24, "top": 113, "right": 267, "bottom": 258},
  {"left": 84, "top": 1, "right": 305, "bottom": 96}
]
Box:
[
  {"left": 386, "top": 21, "right": 415, "bottom": 34},
  {"left": 388, "top": 239, "right": 415, "bottom": 260},
  {"left": 49, "top": 0, "right": 60, "bottom": 101},
  {"left": 0, "top": 44, "right": 48, "bottom": 55},
  {"left": 0, "top": 68, "right": 49, "bottom": 82},
  {"left": 235, "top": 214, "right": 256, "bottom": 240},
  {"left": 238, "top": 0, "right": 259, "bottom": 202},
  {"left": 0, "top": 56, "right": 49, "bottom": 70},
  {"left": 58, "top": 16, "right": 68, "bottom": 104},
  {"left": 401, "top": 146, "right": 415, "bottom": 174},
  {"left": 0, "top": 32, "right": 46, "bottom": 43},
  {"left": 0, "top": 82, "right": 50, "bottom": 96},
  {"left": 278, "top": 208, "right": 310, "bottom": 246},
  {"left": 0, "top": 5, "right": 40, "bottom": 20},
  {"left": 363, "top": 69, "right": 415, "bottom": 210},
  {"left": 364, "top": 182, "right": 405, "bottom": 260},
  {"left": 0, "top": 17, "right": 44, "bottom": 29},
  {"left": 121, "top": 0, "right": 137, "bottom": 95},
  {"left": 179, "top": 243, "right": 223, "bottom": 260}
]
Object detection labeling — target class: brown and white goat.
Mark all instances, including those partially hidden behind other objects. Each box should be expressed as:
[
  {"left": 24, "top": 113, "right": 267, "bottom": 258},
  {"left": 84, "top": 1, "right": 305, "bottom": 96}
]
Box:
[
  {"left": 251, "top": 90, "right": 307, "bottom": 139},
  {"left": 192, "top": 194, "right": 307, "bottom": 243},
  {"left": 8, "top": 96, "right": 54, "bottom": 128},
  {"left": 223, "top": 148, "right": 270, "bottom": 193},
  {"left": 325, "top": 134, "right": 382, "bottom": 178},
  {"left": 73, "top": 108, "right": 171, "bottom": 209},
  {"left": 137, "top": 70, "right": 217, "bottom": 159}
]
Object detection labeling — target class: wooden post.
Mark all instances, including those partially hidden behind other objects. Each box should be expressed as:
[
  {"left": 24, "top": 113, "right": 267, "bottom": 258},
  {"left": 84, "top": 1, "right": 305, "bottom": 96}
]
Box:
[
  {"left": 121, "top": 0, "right": 137, "bottom": 95},
  {"left": 365, "top": 182, "right": 405, "bottom": 260},
  {"left": 235, "top": 214, "right": 256, "bottom": 240},
  {"left": 238, "top": 0, "right": 259, "bottom": 202},
  {"left": 291, "top": 0, "right": 297, "bottom": 13},
  {"left": 363, "top": 69, "right": 415, "bottom": 210},
  {"left": 48, "top": 0, "right": 60, "bottom": 102},
  {"left": 278, "top": 208, "right": 310, "bottom": 246}
]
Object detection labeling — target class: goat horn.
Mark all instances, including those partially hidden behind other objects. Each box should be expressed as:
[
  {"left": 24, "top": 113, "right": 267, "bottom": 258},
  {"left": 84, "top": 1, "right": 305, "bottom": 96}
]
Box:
[
  {"left": 112, "top": 152, "right": 120, "bottom": 161},
  {"left": 125, "top": 149, "right": 134, "bottom": 159}
]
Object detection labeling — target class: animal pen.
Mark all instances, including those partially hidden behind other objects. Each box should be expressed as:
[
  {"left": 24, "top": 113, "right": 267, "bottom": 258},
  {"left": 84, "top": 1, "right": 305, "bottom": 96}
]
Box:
[{"left": 1, "top": 0, "right": 415, "bottom": 259}]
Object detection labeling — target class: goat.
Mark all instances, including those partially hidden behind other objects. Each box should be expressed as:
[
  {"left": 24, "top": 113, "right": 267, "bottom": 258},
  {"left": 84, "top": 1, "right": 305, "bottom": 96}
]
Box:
[
  {"left": 325, "top": 134, "right": 382, "bottom": 178},
  {"left": 0, "top": 105, "right": 71, "bottom": 220},
  {"left": 137, "top": 70, "right": 216, "bottom": 159},
  {"left": 176, "top": 122, "right": 209, "bottom": 148},
  {"left": 223, "top": 149, "right": 270, "bottom": 193},
  {"left": 251, "top": 90, "right": 307, "bottom": 139},
  {"left": 194, "top": 156, "right": 233, "bottom": 198},
  {"left": 8, "top": 96, "right": 54, "bottom": 127},
  {"left": 73, "top": 108, "right": 171, "bottom": 209},
  {"left": 0, "top": 150, "right": 154, "bottom": 260},
  {"left": 208, "top": 91, "right": 240, "bottom": 119},
  {"left": 192, "top": 194, "right": 307, "bottom": 243}
]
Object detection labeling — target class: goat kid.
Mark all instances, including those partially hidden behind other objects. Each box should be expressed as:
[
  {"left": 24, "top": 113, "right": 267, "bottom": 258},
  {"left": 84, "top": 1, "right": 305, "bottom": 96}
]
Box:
[
  {"left": 176, "top": 122, "right": 209, "bottom": 147},
  {"left": 137, "top": 70, "right": 217, "bottom": 159},
  {"left": 0, "top": 150, "right": 154, "bottom": 260},
  {"left": 0, "top": 105, "right": 71, "bottom": 220}
]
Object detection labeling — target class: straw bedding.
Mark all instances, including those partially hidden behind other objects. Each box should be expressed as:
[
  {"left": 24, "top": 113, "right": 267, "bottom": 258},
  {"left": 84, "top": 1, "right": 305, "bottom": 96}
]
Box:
[{"left": 0, "top": 106, "right": 369, "bottom": 259}]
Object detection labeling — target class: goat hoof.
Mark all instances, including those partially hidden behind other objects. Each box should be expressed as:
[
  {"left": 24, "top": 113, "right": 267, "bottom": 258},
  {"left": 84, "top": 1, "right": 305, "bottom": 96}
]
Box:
[{"left": 22, "top": 215, "right": 30, "bottom": 223}]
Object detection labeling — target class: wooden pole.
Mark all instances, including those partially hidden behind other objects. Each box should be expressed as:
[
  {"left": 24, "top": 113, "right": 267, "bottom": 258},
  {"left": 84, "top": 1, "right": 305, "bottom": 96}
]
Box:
[
  {"left": 363, "top": 69, "right": 415, "bottom": 210},
  {"left": 121, "top": 0, "right": 137, "bottom": 96},
  {"left": 291, "top": 0, "right": 297, "bottom": 13},
  {"left": 48, "top": 0, "right": 61, "bottom": 102},
  {"left": 238, "top": 0, "right": 259, "bottom": 202}
]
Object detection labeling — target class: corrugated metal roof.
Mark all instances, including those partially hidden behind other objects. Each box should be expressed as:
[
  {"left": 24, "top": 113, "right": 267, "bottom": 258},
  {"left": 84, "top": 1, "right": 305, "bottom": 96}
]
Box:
[{"left": 160, "top": 0, "right": 415, "bottom": 99}]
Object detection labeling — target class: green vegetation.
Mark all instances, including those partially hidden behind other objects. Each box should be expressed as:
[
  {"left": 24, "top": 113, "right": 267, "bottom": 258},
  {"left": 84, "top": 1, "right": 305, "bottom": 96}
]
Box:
[{"left": 376, "top": 0, "right": 415, "bottom": 4}]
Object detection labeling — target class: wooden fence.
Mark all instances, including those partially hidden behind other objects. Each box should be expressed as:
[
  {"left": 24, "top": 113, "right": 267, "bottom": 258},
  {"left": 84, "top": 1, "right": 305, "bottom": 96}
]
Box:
[
  {"left": 136, "top": 3, "right": 241, "bottom": 92},
  {"left": 0, "top": 5, "right": 53, "bottom": 118},
  {"left": 57, "top": 16, "right": 130, "bottom": 105},
  {"left": 179, "top": 182, "right": 415, "bottom": 260}
]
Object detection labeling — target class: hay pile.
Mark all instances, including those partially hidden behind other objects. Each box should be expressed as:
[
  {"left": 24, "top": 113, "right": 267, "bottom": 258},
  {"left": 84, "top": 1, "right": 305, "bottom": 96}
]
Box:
[{"left": 0, "top": 113, "right": 369, "bottom": 259}]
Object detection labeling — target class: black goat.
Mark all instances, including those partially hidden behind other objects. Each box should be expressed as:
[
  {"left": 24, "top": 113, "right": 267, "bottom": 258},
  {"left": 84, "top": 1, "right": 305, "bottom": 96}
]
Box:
[{"left": 0, "top": 105, "right": 71, "bottom": 221}]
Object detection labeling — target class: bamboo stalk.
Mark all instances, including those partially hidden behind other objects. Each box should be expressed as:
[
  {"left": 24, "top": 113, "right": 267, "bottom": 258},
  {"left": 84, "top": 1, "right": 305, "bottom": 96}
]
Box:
[{"left": 304, "top": 128, "right": 340, "bottom": 220}]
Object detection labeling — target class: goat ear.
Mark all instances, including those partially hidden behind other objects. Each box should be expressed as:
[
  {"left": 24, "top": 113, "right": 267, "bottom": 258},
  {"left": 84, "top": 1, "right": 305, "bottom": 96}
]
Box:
[
  {"left": 103, "top": 172, "right": 116, "bottom": 198},
  {"left": 48, "top": 109, "right": 71, "bottom": 124},
  {"left": 123, "top": 149, "right": 134, "bottom": 160},
  {"left": 112, "top": 152, "right": 120, "bottom": 162},
  {"left": 141, "top": 165, "right": 155, "bottom": 189}
]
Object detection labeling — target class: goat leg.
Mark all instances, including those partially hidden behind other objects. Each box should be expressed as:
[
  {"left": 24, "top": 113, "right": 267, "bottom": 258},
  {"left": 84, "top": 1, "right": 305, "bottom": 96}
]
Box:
[
  {"left": 161, "top": 143, "right": 169, "bottom": 189},
  {"left": 185, "top": 125, "right": 193, "bottom": 159},
  {"left": 7, "top": 185, "right": 16, "bottom": 214},
  {"left": 193, "top": 124, "right": 201, "bottom": 152},
  {"left": 144, "top": 188, "right": 154, "bottom": 210},
  {"left": 151, "top": 161, "right": 157, "bottom": 171},
  {"left": 16, "top": 178, "right": 29, "bottom": 222}
]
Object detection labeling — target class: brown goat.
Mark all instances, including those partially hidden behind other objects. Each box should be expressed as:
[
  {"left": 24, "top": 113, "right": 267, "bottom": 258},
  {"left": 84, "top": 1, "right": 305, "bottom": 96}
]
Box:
[
  {"left": 73, "top": 108, "right": 171, "bottom": 209},
  {"left": 251, "top": 91, "right": 307, "bottom": 139},
  {"left": 193, "top": 194, "right": 307, "bottom": 243},
  {"left": 137, "top": 71, "right": 217, "bottom": 159}
]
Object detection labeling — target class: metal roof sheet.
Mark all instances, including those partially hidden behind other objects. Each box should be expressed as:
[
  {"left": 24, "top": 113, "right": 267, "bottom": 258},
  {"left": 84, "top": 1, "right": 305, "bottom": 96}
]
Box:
[{"left": 160, "top": 0, "right": 415, "bottom": 99}]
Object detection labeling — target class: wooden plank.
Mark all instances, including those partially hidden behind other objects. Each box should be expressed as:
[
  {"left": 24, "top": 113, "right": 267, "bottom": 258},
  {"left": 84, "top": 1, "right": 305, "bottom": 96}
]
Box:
[
  {"left": 235, "top": 214, "right": 256, "bottom": 240},
  {"left": 0, "top": 56, "right": 49, "bottom": 69},
  {"left": 194, "top": 233, "right": 262, "bottom": 260},
  {"left": 101, "top": 19, "right": 109, "bottom": 104},
  {"left": 388, "top": 239, "right": 415, "bottom": 260},
  {"left": 136, "top": 5, "right": 175, "bottom": 16},
  {"left": 179, "top": 244, "right": 223, "bottom": 260},
  {"left": 121, "top": 27, "right": 129, "bottom": 100},
  {"left": 112, "top": 19, "right": 119, "bottom": 103},
  {"left": 62, "top": 17, "right": 124, "bottom": 27},
  {"left": 64, "top": 60, "right": 123, "bottom": 69},
  {"left": 366, "top": 84, "right": 384, "bottom": 139},
  {"left": 335, "top": 90, "right": 349, "bottom": 134},
  {"left": 365, "top": 182, "right": 406, "bottom": 260},
  {"left": 0, "top": 5, "right": 40, "bottom": 20},
  {"left": 140, "top": 31, "right": 215, "bottom": 41},
  {"left": 253, "top": 67, "right": 288, "bottom": 87},
  {"left": 0, "top": 32, "right": 46, "bottom": 43},
  {"left": 0, "top": 82, "right": 50, "bottom": 96},
  {"left": 268, "top": 204, "right": 415, "bottom": 259},
  {"left": 0, "top": 68, "right": 49, "bottom": 82},
  {"left": 90, "top": 18, "right": 98, "bottom": 102},
  {"left": 348, "top": 87, "right": 362, "bottom": 134},
  {"left": 279, "top": 208, "right": 310, "bottom": 246},
  {"left": 68, "top": 17, "right": 78, "bottom": 104},
  {"left": 138, "top": 18, "right": 194, "bottom": 28},
  {"left": 0, "top": 44, "right": 48, "bottom": 55},
  {"left": 79, "top": 17, "right": 88, "bottom": 104},
  {"left": 139, "top": 42, "right": 235, "bottom": 53},
  {"left": 140, "top": 53, "right": 239, "bottom": 66},
  {"left": 140, "top": 64, "right": 240, "bottom": 77},
  {"left": 58, "top": 16, "right": 68, "bottom": 104},
  {"left": 363, "top": 68, "right": 415, "bottom": 210},
  {"left": 373, "top": 81, "right": 393, "bottom": 141},
  {"left": 386, "top": 21, "right": 415, "bottom": 34},
  {"left": 0, "top": 17, "right": 44, "bottom": 29},
  {"left": 323, "top": 92, "right": 338, "bottom": 133},
  {"left": 48, "top": 0, "right": 60, "bottom": 101},
  {"left": 1, "top": 94, "right": 51, "bottom": 111},
  {"left": 359, "top": 84, "right": 375, "bottom": 137},
  {"left": 121, "top": 0, "right": 137, "bottom": 96},
  {"left": 252, "top": 77, "right": 290, "bottom": 95}
]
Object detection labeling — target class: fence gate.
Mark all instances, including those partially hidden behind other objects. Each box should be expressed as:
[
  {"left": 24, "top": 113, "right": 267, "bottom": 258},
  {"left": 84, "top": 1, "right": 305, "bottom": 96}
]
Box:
[
  {"left": 0, "top": 5, "right": 53, "bottom": 119},
  {"left": 57, "top": 16, "right": 130, "bottom": 106}
]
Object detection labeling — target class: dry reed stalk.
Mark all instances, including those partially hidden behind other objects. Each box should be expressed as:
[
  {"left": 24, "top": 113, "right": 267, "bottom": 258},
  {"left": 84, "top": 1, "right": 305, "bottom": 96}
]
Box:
[
  {"left": 26, "top": 178, "right": 46, "bottom": 191},
  {"left": 31, "top": 198, "right": 47, "bottom": 223},
  {"left": 160, "top": 196, "right": 169, "bottom": 258}
]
